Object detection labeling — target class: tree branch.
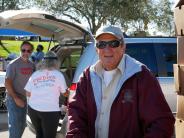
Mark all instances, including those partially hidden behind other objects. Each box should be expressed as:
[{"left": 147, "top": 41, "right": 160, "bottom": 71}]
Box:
[{"left": 62, "top": 13, "right": 81, "bottom": 24}]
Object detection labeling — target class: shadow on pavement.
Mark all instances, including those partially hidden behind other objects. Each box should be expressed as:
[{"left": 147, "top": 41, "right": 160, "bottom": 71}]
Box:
[{"left": 0, "top": 112, "right": 8, "bottom": 131}]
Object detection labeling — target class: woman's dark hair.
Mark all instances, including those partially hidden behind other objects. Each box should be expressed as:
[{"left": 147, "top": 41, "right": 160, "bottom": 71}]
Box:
[{"left": 37, "top": 44, "right": 44, "bottom": 51}]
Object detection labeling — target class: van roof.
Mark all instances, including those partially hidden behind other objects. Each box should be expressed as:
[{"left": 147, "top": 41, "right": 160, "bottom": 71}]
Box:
[{"left": 124, "top": 37, "right": 176, "bottom": 43}]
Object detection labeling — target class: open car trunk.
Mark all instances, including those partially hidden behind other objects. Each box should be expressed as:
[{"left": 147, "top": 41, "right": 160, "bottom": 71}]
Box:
[
  {"left": 0, "top": 9, "right": 94, "bottom": 135},
  {"left": 0, "top": 10, "right": 91, "bottom": 41},
  {"left": 0, "top": 9, "right": 94, "bottom": 86}
]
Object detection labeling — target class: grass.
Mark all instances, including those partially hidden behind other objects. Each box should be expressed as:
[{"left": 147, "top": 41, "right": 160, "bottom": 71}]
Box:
[
  {"left": 0, "top": 40, "right": 57, "bottom": 58},
  {"left": 0, "top": 40, "right": 81, "bottom": 73}
]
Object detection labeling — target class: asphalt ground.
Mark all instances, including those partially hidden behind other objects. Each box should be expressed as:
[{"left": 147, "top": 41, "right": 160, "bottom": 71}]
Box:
[
  {"left": 0, "top": 112, "right": 35, "bottom": 138},
  {"left": 0, "top": 111, "right": 175, "bottom": 138},
  {"left": 0, "top": 112, "right": 64, "bottom": 138}
]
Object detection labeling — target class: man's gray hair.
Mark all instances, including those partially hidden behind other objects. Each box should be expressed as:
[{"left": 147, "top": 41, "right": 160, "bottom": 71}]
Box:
[{"left": 36, "top": 51, "right": 60, "bottom": 70}]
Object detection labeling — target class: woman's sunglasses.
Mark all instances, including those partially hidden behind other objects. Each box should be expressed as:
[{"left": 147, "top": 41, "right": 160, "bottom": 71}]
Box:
[
  {"left": 21, "top": 49, "right": 32, "bottom": 53},
  {"left": 96, "top": 40, "right": 122, "bottom": 49}
]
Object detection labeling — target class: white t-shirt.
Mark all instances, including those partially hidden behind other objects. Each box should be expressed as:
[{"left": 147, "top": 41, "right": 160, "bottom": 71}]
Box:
[
  {"left": 103, "top": 69, "right": 117, "bottom": 86},
  {"left": 25, "top": 69, "right": 67, "bottom": 111}
]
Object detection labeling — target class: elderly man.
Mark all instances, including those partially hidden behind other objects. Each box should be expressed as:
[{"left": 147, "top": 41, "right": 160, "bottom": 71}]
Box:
[{"left": 66, "top": 25, "right": 175, "bottom": 138}]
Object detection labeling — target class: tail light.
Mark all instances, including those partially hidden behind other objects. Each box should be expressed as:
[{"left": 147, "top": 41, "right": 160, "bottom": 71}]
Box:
[
  {"left": 69, "top": 83, "right": 77, "bottom": 92},
  {"left": 67, "top": 83, "right": 77, "bottom": 103}
]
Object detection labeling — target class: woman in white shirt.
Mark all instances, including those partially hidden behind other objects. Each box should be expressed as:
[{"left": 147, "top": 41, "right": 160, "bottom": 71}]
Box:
[{"left": 25, "top": 51, "right": 68, "bottom": 138}]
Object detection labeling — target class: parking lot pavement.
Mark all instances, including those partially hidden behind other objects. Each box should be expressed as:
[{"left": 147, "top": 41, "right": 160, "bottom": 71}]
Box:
[
  {"left": 0, "top": 112, "right": 35, "bottom": 138},
  {"left": 0, "top": 112, "right": 8, "bottom": 131},
  {"left": 0, "top": 112, "right": 65, "bottom": 138},
  {"left": 0, "top": 127, "right": 36, "bottom": 138}
]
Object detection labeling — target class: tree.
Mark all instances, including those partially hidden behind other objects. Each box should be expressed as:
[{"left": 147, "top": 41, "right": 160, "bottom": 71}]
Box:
[
  {"left": 25, "top": 0, "right": 121, "bottom": 34},
  {"left": 20, "top": 0, "right": 174, "bottom": 35},
  {"left": 151, "top": 0, "right": 174, "bottom": 35},
  {"left": 111, "top": 0, "right": 174, "bottom": 36},
  {"left": 0, "top": 0, "right": 19, "bottom": 12},
  {"left": 108, "top": 0, "right": 152, "bottom": 32}
]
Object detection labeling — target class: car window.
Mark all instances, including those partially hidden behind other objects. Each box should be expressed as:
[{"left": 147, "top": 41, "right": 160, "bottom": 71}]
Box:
[
  {"left": 126, "top": 42, "right": 176, "bottom": 77},
  {"left": 154, "top": 43, "right": 177, "bottom": 77},
  {"left": 61, "top": 50, "right": 81, "bottom": 71},
  {"left": 60, "top": 48, "right": 82, "bottom": 85},
  {"left": 126, "top": 43, "right": 158, "bottom": 76}
]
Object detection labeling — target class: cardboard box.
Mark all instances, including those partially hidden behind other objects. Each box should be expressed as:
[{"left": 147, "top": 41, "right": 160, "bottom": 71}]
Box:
[
  {"left": 175, "top": 118, "right": 184, "bottom": 138},
  {"left": 176, "top": 95, "right": 184, "bottom": 120},
  {"left": 174, "top": 5, "right": 184, "bottom": 36},
  {"left": 173, "top": 64, "right": 184, "bottom": 95},
  {"left": 177, "top": 37, "right": 184, "bottom": 64}
]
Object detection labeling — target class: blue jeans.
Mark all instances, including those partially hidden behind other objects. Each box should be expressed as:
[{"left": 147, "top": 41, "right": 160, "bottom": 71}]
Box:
[{"left": 6, "top": 96, "right": 27, "bottom": 138}]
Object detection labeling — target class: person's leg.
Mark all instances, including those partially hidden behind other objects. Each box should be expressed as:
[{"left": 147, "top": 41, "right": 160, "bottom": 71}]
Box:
[
  {"left": 28, "top": 106, "right": 43, "bottom": 138},
  {"left": 41, "top": 111, "right": 60, "bottom": 138},
  {"left": 6, "top": 96, "right": 27, "bottom": 138}
]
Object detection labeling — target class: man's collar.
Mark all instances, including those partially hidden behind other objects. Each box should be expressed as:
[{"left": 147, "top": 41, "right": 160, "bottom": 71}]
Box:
[
  {"left": 20, "top": 56, "right": 30, "bottom": 63},
  {"left": 117, "top": 54, "right": 125, "bottom": 75},
  {"left": 94, "top": 60, "right": 104, "bottom": 78}
]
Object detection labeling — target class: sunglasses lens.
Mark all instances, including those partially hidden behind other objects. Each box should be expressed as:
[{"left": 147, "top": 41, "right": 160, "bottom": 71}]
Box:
[
  {"left": 110, "top": 40, "right": 120, "bottom": 48},
  {"left": 21, "top": 49, "right": 31, "bottom": 53},
  {"left": 96, "top": 41, "right": 106, "bottom": 49},
  {"left": 96, "top": 40, "right": 121, "bottom": 49}
]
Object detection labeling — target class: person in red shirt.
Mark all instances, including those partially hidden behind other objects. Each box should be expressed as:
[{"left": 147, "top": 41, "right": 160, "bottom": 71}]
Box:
[{"left": 5, "top": 41, "right": 35, "bottom": 138}]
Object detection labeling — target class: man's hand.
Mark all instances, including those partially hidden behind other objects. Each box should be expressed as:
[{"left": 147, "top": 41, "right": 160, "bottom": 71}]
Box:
[{"left": 14, "top": 97, "right": 25, "bottom": 108}]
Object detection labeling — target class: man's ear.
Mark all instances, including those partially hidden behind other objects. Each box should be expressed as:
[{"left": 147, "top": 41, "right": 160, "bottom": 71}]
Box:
[
  {"left": 124, "top": 44, "right": 126, "bottom": 50},
  {"left": 122, "top": 44, "right": 126, "bottom": 51}
]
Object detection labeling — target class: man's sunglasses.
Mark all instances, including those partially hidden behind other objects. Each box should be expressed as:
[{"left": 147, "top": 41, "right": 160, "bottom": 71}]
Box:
[
  {"left": 21, "top": 49, "right": 32, "bottom": 53},
  {"left": 96, "top": 40, "right": 122, "bottom": 49}
]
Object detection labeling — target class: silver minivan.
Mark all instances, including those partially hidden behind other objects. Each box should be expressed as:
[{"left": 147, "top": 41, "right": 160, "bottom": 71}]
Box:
[
  {"left": 73, "top": 37, "right": 177, "bottom": 114},
  {"left": 0, "top": 10, "right": 177, "bottom": 135}
]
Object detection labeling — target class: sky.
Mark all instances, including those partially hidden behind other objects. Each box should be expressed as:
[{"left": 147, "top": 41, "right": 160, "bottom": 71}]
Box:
[{"left": 172, "top": 0, "right": 179, "bottom": 8}]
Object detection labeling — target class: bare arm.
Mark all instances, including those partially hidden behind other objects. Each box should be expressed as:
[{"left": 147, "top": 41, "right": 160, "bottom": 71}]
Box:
[
  {"left": 5, "top": 78, "right": 25, "bottom": 107},
  {"left": 63, "top": 89, "right": 69, "bottom": 97}
]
